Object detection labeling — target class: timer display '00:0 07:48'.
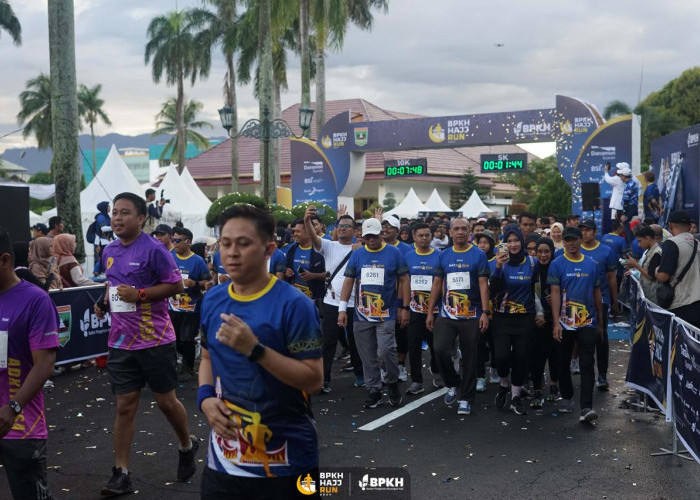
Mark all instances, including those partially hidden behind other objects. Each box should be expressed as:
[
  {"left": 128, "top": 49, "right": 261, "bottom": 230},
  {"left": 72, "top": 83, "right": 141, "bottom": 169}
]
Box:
[
  {"left": 482, "top": 160, "right": 524, "bottom": 171},
  {"left": 385, "top": 165, "right": 425, "bottom": 176}
]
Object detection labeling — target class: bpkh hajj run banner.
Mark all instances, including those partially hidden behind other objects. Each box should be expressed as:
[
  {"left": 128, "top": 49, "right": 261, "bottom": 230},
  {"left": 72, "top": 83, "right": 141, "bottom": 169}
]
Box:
[
  {"left": 671, "top": 319, "right": 700, "bottom": 463},
  {"left": 49, "top": 285, "right": 110, "bottom": 364}
]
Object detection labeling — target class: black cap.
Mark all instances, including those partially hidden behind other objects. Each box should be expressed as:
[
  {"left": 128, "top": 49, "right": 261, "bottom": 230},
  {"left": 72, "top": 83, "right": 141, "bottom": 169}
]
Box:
[
  {"left": 562, "top": 226, "right": 582, "bottom": 240},
  {"left": 566, "top": 214, "right": 580, "bottom": 222},
  {"left": 151, "top": 223, "right": 172, "bottom": 235},
  {"left": 31, "top": 223, "right": 49, "bottom": 234},
  {"left": 668, "top": 210, "right": 691, "bottom": 225},
  {"left": 579, "top": 219, "right": 597, "bottom": 230}
]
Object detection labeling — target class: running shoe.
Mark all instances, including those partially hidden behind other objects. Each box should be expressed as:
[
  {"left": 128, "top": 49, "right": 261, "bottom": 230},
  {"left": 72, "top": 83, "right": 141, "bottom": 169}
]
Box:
[
  {"left": 432, "top": 374, "right": 444, "bottom": 388},
  {"left": 579, "top": 407, "right": 598, "bottom": 423},
  {"left": 321, "top": 382, "right": 331, "bottom": 394},
  {"left": 364, "top": 390, "right": 383, "bottom": 409},
  {"left": 596, "top": 375, "right": 609, "bottom": 391},
  {"left": 177, "top": 436, "right": 200, "bottom": 482},
  {"left": 489, "top": 367, "right": 501, "bottom": 384},
  {"left": 354, "top": 376, "right": 366, "bottom": 388},
  {"left": 457, "top": 400, "right": 471, "bottom": 415},
  {"left": 388, "top": 383, "right": 402, "bottom": 407},
  {"left": 547, "top": 385, "right": 561, "bottom": 402},
  {"left": 398, "top": 364, "right": 408, "bottom": 382},
  {"left": 340, "top": 361, "right": 354, "bottom": 372},
  {"left": 406, "top": 382, "right": 424, "bottom": 395},
  {"left": 444, "top": 387, "right": 457, "bottom": 406},
  {"left": 510, "top": 396, "right": 527, "bottom": 415},
  {"left": 530, "top": 390, "right": 544, "bottom": 409},
  {"left": 495, "top": 385, "right": 509, "bottom": 410},
  {"left": 101, "top": 467, "right": 134, "bottom": 497},
  {"left": 336, "top": 348, "right": 350, "bottom": 360},
  {"left": 558, "top": 398, "right": 575, "bottom": 413},
  {"left": 43, "top": 379, "right": 54, "bottom": 389},
  {"left": 476, "top": 378, "right": 487, "bottom": 392},
  {"left": 421, "top": 340, "right": 429, "bottom": 351},
  {"left": 570, "top": 358, "right": 580, "bottom": 374}
]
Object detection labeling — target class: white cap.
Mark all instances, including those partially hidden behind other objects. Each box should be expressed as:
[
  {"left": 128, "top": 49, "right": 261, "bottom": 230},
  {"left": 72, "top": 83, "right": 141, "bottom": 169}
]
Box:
[
  {"left": 381, "top": 215, "right": 400, "bottom": 229},
  {"left": 362, "top": 218, "right": 382, "bottom": 237},
  {"left": 616, "top": 162, "right": 632, "bottom": 176}
]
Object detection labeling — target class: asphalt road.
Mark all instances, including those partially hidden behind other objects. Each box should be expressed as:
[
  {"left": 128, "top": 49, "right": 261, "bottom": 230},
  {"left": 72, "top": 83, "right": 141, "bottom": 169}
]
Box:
[{"left": 1, "top": 338, "right": 699, "bottom": 499}]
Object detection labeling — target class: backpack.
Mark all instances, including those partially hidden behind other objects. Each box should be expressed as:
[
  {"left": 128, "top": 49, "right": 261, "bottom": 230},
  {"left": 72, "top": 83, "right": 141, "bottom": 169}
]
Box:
[{"left": 85, "top": 221, "right": 97, "bottom": 245}]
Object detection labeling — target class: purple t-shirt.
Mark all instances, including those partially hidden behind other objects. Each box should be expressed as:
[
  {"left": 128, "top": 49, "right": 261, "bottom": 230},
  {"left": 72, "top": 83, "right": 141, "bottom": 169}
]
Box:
[
  {"left": 0, "top": 280, "right": 59, "bottom": 440},
  {"left": 103, "top": 232, "right": 182, "bottom": 350}
]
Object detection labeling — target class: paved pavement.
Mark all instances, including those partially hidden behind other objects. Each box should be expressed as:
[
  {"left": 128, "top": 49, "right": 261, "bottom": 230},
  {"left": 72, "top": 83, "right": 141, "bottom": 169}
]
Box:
[{"left": 1, "top": 338, "right": 699, "bottom": 499}]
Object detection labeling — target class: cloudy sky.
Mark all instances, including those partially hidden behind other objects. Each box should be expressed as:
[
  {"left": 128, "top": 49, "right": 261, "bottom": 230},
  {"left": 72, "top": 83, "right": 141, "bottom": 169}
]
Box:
[{"left": 1, "top": 0, "right": 699, "bottom": 153}]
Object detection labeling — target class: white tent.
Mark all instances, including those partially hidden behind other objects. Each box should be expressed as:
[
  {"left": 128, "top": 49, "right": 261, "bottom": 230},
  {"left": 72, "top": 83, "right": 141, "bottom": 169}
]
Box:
[
  {"left": 181, "top": 167, "right": 214, "bottom": 208},
  {"left": 385, "top": 188, "right": 426, "bottom": 218},
  {"left": 458, "top": 190, "right": 491, "bottom": 217},
  {"left": 29, "top": 210, "right": 42, "bottom": 226},
  {"left": 422, "top": 188, "right": 452, "bottom": 212},
  {"left": 156, "top": 165, "right": 213, "bottom": 238}
]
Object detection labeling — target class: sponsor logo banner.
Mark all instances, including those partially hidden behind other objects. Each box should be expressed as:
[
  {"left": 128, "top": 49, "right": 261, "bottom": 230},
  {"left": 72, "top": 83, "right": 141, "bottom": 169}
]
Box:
[
  {"left": 671, "top": 320, "right": 700, "bottom": 463},
  {"left": 296, "top": 467, "right": 410, "bottom": 498}
]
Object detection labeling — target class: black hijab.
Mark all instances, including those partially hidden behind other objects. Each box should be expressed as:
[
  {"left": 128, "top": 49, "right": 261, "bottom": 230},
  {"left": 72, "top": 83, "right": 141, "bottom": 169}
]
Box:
[{"left": 502, "top": 224, "right": 526, "bottom": 265}]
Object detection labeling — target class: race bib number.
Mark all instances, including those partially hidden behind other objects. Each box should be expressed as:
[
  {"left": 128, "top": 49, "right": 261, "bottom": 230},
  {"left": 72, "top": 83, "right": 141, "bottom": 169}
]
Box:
[
  {"left": 446, "top": 272, "right": 470, "bottom": 291},
  {"left": 411, "top": 275, "right": 432, "bottom": 291},
  {"left": 361, "top": 267, "right": 385, "bottom": 286},
  {"left": 0, "top": 331, "right": 7, "bottom": 369},
  {"left": 109, "top": 286, "right": 137, "bottom": 313}
]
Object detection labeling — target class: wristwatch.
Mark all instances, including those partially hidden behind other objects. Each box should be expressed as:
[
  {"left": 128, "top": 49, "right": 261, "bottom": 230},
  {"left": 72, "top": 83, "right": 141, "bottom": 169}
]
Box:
[
  {"left": 247, "top": 343, "right": 266, "bottom": 362},
  {"left": 137, "top": 288, "right": 147, "bottom": 302},
  {"left": 8, "top": 400, "right": 22, "bottom": 416}
]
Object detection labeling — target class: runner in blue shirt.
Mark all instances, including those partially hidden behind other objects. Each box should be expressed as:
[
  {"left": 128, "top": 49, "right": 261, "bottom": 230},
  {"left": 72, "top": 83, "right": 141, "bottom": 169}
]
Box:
[
  {"left": 198, "top": 205, "right": 322, "bottom": 497},
  {"left": 268, "top": 248, "right": 286, "bottom": 279},
  {"left": 211, "top": 250, "right": 229, "bottom": 285},
  {"left": 474, "top": 230, "right": 499, "bottom": 389},
  {"left": 547, "top": 226, "right": 603, "bottom": 424},
  {"left": 426, "top": 217, "right": 490, "bottom": 416}
]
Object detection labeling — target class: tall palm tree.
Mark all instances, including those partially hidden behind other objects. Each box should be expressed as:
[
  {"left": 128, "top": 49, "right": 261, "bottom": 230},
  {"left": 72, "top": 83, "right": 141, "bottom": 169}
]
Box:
[
  {"left": 145, "top": 8, "right": 212, "bottom": 173},
  {"left": 0, "top": 0, "right": 21, "bottom": 46},
  {"left": 17, "top": 73, "right": 52, "bottom": 150},
  {"left": 152, "top": 97, "right": 212, "bottom": 165},
  {"left": 78, "top": 83, "right": 112, "bottom": 174}
]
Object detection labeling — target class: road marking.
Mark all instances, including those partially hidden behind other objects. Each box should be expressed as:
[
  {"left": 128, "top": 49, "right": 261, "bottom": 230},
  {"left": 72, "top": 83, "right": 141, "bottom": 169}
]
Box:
[{"left": 358, "top": 388, "right": 448, "bottom": 431}]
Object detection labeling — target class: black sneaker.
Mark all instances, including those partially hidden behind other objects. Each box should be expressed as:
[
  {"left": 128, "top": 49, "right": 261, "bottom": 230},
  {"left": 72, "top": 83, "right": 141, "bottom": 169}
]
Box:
[
  {"left": 596, "top": 375, "right": 609, "bottom": 391},
  {"left": 579, "top": 407, "right": 598, "bottom": 423},
  {"left": 530, "top": 390, "right": 544, "bottom": 409},
  {"left": 321, "top": 382, "right": 331, "bottom": 394},
  {"left": 101, "top": 467, "right": 134, "bottom": 496},
  {"left": 364, "top": 390, "right": 383, "bottom": 409},
  {"left": 177, "top": 436, "right": 200, "bottom": 482},
  {"left": 510, "top": 396, "right": 527, "bottom": 415},
  {"left": 495, "top": 386, "right": 509, "bottom": 410},
  {"left": 388, "top": 382, "right": 402, "bottom": 407},
  {"left": 547, "top": 385, "right": 561, "bottom": 402}
]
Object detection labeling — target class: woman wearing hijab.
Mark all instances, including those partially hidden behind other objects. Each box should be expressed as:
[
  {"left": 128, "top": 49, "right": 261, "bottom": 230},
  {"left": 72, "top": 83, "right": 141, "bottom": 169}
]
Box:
[
  {"left": 530, "top": 236, "right": 560, "bottom": 407},
  {"left": 12, "top": 241, "right": 45, "bottom": 288},
  {"left": 490, "top": 225, "right": 539, "bottom": 415},
  {"left": 550, "top": 223, "right": 564, "bottom": 250},
  {"left": 53, "top": 233, "right": 96, "bottom": 287},
  {"left": 28, "top": 236, "right": 61, "bottom": 290}
]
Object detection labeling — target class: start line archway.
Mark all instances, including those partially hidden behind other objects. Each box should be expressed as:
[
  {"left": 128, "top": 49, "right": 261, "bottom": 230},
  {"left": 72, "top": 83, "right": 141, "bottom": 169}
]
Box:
[{"left": 290, "top": 95, "right": 640, "bottom": 225}]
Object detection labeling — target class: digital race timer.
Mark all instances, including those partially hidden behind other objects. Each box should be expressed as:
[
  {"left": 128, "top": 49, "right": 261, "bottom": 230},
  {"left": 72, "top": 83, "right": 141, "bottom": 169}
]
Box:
[
  {"left": 384, "top": 158, "right": 428, "bottom": 178},
  {"left": 480, "top": 153, "right": 528, "bottom": 173}
]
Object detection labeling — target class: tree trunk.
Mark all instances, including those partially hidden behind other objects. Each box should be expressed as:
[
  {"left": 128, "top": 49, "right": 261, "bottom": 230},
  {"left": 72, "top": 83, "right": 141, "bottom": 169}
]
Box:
[
  {"left": 176, "top": 66, "right": 186, "bottom": 174},
  {"left": 48, "top": 0, "right": 83, "bottom": 257},
  {"left": 226, "top": 52, "right": 239, "bottom": 194},
  {"left": 91, "top": 123, "right": 97, "bottom": 175},
  {"left": 315, "top": 8, "right": 327, "bottom": 135},
  {"left": 272, "top": 79, "right": 282, "bottom": 189},
  {"left": 258, "top": 0, "right": 275, "bottom": 203},
  {"left": 299, "top": 0, "right": 311, "bottom": 137}
]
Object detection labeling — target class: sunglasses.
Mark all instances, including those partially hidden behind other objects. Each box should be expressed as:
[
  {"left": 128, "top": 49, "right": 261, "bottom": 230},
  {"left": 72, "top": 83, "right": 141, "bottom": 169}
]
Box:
[{"left": 171, "top": 238, "right": 187, "bottom": 243}]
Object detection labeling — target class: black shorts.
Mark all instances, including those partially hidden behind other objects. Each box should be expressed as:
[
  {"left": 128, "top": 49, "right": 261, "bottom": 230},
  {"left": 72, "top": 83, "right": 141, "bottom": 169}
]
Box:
[
  {"left": 107, "top": 343, "right": 178, "bottom": 395},
  {"left": 169, "top": 310, "right": 201, "bottom": 342},
  {"left": 0, "top": 439, "right": 51, "bottom": 500},
  {"left": 201, "top": 465, "right": 320, "bottom": 500}
]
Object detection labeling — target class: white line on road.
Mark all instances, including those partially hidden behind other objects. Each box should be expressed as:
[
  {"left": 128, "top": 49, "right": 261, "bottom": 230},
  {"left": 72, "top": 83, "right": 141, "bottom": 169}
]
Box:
[{"left": 358, "top": 388, "right": 448, "bottom": 431}]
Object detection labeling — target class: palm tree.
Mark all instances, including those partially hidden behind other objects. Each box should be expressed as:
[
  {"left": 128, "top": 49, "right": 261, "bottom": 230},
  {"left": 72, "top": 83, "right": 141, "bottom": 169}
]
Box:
[
  {"left": 152, "top": 97, "right": 212, "bottom": 165},
  {"left": 0, "top": 0, "right": 21, "bottom": 46},
  {"left": 603, "top": 100, "right": 632, "bottom": 120},
  {"left": 78, "top": 83, "right": 112, "bottom": 175},
  {"left": 17, "top": 73, "right": 52, "bottom": 150},
  {"left": 145, "top": 8, "right": 212, "bottom": 173}
]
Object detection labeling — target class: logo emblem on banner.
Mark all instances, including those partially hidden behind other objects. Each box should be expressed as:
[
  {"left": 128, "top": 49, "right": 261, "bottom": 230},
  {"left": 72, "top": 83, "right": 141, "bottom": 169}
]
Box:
[
  {"left": 428, "top": 123, "right": 445, "bottom": 143},
  {"left": 57, "top": 305, "right": 71, "bottom": 347},
  {"left": 321, "top": 135, "right": 332, "bottom": 148},
  {"left": 296, "top": 474, "right": 316, "bottom": 495},
  {"left": 354, "top": 127, "right": 368, "bottom": 146}
]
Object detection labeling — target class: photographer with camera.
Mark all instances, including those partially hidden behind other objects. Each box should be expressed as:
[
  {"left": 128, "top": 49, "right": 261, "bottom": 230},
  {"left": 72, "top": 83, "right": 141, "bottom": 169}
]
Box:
[{"left": 144, "top": 188, "right": 169, "bottom": 235}]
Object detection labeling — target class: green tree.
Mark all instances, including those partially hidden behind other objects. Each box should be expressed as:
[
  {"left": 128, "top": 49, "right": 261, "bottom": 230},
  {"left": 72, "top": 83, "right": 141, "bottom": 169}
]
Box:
[
  {"left": 17, "top": 73, "right": 53, "bottom": 150},
  {"left": 498, "top": 156, "right": 557, "bottom": 204},
  {"left": 602, "top": 100, "right": 631, "bottom": 120},
  {"left": 460, "top": 169, "right": 489, "bottom": 203},
  {"left": 29, "top": 171, "right": 54, "bottom": 184},
  {"left": 78, "top": 83, "right": 112, "bottom": 174},
  {"left": 0, "top": 0, "right": 21, "bottom": 46},
  {"left": 152, "top": 97, "right": 212, "bottom": 164},
  {"left": 529, "top": 172, "right": 571, "bottom": 217},
  {"left": 145, "top": 8, "right": 212, "bottom": 173},
  {"left": 382, "top": 192, "right": 396, "bottom": 210}
]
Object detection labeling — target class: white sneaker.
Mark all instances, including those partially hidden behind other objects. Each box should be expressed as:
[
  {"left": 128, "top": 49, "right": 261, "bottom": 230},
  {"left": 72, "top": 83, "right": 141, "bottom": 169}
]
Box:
[
  {"left": 444, "top": 387, "right": 457, "bottom": 405},
  {"left": 398, "top": 364, "right": 408, "bottom": 382},
  {"left": 489, "top": 367, "right": 500, "bottom": 384},
  {"left": 476, "top": 378, "right": 487, "bottom": 392}
]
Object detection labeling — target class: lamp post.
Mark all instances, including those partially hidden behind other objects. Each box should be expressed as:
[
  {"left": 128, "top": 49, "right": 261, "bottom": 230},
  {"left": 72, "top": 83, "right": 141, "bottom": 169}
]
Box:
[{"left": 218, "top": 105, "right": 314, "bottom": 203}]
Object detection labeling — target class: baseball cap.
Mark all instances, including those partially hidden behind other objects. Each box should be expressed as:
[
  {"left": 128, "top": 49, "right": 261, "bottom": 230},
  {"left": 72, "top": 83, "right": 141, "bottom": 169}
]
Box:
[
  {"left": 151, "top": 223, "right": 172, "bottom": 235},
  {"left": 566, "top": 214, "right": 580, "bottom": 222},
  {"left": 668, "top": 210, "right": 691, "bottom": 225},
  {"left": 31, "top": 223, "right": 49, "bottom": 234},
  {"left": 616, "top": 162, "right": 632, "bottom": 176},
  {"left": 562, "top": 226, "right": 582, "bottom": 240},
  {"left": 381, "top": 215, "right": 400, "bottom": 229},
  {"left": 362, "top": 218, "right": 382, "bottom": 237},
  {"left": 578, "top": 219, "right": 597, "bottom": 230}
]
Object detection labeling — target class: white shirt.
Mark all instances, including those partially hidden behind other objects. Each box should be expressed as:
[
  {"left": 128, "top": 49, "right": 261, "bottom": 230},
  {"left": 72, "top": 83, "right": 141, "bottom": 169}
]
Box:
[
  {"left": 603, "top": 171, "right": 624, "bottom": 211},
  {"left": 315, "top": 238, "right": 355, "bottom": 307}
]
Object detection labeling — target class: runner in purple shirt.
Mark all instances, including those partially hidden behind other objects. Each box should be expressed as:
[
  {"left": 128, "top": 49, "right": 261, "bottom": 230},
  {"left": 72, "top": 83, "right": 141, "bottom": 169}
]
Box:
[
  {"left": 0, "top": 228, "right": 58, "bottom": 499},
  {"left": 94, "top": 193, "right": 199, "bottom": 496}
]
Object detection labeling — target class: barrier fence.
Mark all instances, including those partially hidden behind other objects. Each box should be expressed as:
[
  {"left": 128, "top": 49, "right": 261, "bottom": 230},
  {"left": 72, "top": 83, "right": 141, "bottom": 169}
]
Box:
[{"left": 620, "top": 276, "right": 700, "bottom": 463}]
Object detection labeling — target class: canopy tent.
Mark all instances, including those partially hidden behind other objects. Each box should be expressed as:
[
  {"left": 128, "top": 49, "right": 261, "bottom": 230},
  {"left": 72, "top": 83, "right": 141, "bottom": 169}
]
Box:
[
  {"left": 157, "top": 165, "right": 213, "bottom": 239},
  {"left": 422, "top": 188, "right": 452, "bottom": 212},
  {"left": 29, "top": 210, "right": 42, "bottom": 226},
  {"left": 385, "top": 188, "right": 426, "bottom": 218},
  {"left": 458, "top": 190, "right": 492, "bottom": 217},
  {"left": 181, "top": 167, "right": 214, "bottom": 208},
  {"left": 0, "top": 182, "right": 56, "bottom": 200}
]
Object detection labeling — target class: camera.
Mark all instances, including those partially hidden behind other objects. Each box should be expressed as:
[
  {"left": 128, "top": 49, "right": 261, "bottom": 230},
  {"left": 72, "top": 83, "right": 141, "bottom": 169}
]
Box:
[
  {"left": 160, "top": 189, "right": 171, "bottom": 204},
  {"left": 316, "top": 207, "right": 326, "bottom": 216}
]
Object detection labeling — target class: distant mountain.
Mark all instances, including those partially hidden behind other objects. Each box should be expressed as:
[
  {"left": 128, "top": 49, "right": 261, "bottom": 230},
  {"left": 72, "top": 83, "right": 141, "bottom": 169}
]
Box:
[{"left": 1, "top": 133, "right": 228, "bottom": 175}]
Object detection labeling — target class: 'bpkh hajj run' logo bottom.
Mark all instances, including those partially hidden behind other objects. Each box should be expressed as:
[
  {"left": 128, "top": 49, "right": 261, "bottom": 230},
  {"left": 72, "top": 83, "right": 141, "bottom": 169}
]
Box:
[{"left": 297, "top": 467, "right": 409, "bottom": 498}]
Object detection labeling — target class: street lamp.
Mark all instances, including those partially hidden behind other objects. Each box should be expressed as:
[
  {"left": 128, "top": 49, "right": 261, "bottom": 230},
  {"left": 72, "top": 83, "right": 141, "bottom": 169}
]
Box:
[{"left": 218, "top": 105, "right": 314, "bottom": 203}]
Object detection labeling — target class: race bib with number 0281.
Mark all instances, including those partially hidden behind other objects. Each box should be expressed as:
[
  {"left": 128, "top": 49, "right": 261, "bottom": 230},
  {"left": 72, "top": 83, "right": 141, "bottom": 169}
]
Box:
[
  {"left": 411, "top": 275, "right": 432, "bottom": 291},
  {"left": 0, "top": 330, "right": 7, "bottom": 369},
  {"left": 360, "top": 267, "right": 385, "bottom": 286},
  {"left": 446, "top": 272, "right": 470, "bottom": 291},
  {"left": 109, "top": 286, "right": 137, "bottom": 313}
]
